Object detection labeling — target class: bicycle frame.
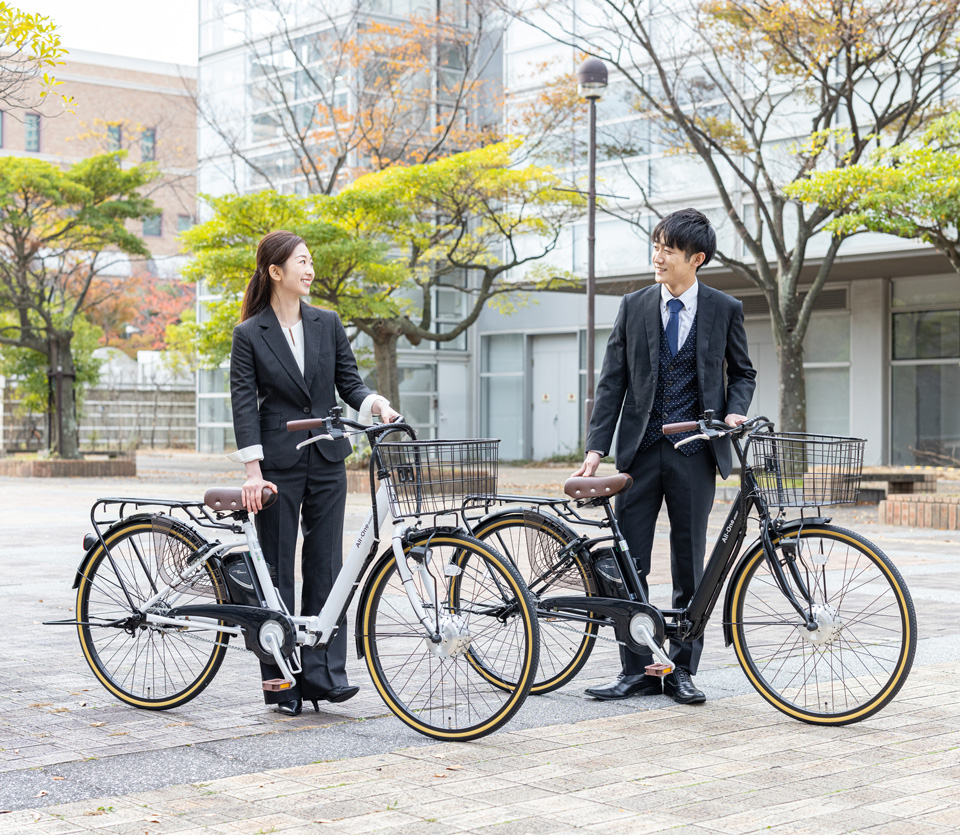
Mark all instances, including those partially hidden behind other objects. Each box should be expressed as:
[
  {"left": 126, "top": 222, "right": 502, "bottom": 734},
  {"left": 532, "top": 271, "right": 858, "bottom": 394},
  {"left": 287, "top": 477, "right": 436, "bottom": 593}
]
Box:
[
  {"left": 69, "top": 462, "right": 456, "bottom": 692},
  {"left": 464, "top": 419, "right": 827, "bottom": 660}
]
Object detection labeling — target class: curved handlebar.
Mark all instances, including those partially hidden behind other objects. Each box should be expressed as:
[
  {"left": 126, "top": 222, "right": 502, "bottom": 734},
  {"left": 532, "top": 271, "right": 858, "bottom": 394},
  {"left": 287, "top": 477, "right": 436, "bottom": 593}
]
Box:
[{"left": 285, "top": 409, "right": 416, "bottom": 444}]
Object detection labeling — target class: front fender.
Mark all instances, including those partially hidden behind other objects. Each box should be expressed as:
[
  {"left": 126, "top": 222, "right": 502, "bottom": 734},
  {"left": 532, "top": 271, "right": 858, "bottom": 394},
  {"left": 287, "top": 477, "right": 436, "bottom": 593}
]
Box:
[{"left": 721, "top": 517, "right": 830, "bottom": 647}]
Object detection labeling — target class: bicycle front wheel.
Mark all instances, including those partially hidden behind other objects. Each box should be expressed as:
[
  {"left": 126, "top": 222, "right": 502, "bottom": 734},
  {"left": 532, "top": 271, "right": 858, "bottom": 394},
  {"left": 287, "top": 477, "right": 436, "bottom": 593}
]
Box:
[
  {"left": 76, "top": 515, "right": 230, "bottom": 710},
  {"left": 472, "top": 510, "right": 597, "bottom": 694},
  {"left": 730, "top": 525, "right": 916, "bottom": 725},
  {"left": 360, "top": 532, "right": 539, "bottom": 741}
]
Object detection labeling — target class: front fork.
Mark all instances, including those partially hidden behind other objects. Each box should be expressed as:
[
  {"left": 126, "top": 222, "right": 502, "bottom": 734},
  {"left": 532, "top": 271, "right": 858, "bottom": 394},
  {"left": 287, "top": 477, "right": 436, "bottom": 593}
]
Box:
[
  {"left": 760, "top": 520, "right": 817, "bottom": 628},
  {"left": 391, "top": 523, "right": 442, "bottom": 641}
]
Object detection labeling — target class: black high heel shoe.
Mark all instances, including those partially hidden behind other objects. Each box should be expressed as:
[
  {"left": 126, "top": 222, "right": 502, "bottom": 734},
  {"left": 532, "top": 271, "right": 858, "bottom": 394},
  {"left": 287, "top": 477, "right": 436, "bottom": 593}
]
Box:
[
  {"left": 308, "top": 685, "right": 360, "bottom": 711},
  {"left": 273, "top": 699, "right": 302, "bottom": 716}
]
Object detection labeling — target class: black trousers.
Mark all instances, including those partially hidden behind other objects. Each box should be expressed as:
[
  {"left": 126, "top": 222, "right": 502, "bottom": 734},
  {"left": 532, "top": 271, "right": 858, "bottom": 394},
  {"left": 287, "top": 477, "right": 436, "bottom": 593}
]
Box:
[
  {"left": 615, "top": 438, "right": 717, "bottom": 675},
  {"left": 256, "top": 443, "right": 350, "bottom": 703}
]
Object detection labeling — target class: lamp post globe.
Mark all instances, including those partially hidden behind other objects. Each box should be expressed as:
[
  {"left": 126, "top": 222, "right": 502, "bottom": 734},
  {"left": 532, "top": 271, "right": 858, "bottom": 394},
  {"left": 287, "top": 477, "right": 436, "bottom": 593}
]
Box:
[{"left": 577, "top": 57, "right": 608, "bottom": 100}]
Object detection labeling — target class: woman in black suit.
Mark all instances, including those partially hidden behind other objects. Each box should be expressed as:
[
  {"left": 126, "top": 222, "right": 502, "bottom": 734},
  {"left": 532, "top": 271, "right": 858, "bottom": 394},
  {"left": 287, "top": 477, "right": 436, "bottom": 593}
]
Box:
[{"left": 229, "top": 230, "right": 399, "bottom": 716}]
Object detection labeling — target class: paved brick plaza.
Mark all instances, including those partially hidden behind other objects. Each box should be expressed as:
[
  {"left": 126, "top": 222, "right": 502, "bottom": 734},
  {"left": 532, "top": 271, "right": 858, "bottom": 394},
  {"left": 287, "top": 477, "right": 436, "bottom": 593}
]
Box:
[{"left": 1, "top": 456, "right": 958, "bottom": 832}]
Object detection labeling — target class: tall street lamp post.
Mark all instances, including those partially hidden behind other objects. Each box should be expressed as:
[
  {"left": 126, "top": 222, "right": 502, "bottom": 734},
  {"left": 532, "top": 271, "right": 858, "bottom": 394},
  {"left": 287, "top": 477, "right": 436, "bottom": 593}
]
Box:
[{"left": 577, "top": 57, "right": 607, "bottom": 443}]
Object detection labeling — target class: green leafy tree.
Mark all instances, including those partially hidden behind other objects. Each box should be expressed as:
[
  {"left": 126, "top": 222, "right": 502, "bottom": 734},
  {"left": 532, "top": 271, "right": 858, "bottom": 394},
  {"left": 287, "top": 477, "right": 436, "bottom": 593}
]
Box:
[
  {"left": 340, "top": 141, "right": 583, "bottom": 404},
  {"left": 0, "top": 2, "right": 74, "bottom": 112},
  {"left": 179, "top": 143, "right": 583, "bottom": 407},
  {"left": 786, "top": 114, "right": 960, "bottom": 275},
  {"left": 518, "top": 0, "right": 960, "bottom": 430},
  {"left": 0, "top": 152, "right": 159, "bottom": 458}
]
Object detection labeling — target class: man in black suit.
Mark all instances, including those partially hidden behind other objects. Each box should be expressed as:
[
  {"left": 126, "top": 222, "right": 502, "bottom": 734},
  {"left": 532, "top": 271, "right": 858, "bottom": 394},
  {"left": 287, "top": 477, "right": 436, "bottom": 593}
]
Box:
[{"left": 573, "top": 208, "right": 756, "bottom": 704}]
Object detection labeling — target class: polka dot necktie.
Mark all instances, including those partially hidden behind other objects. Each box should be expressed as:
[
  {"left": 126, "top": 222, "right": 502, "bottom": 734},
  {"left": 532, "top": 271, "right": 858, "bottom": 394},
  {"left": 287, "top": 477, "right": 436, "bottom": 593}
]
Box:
[{"left": 666, "top": 297, "right": 684, "bottom": 356}]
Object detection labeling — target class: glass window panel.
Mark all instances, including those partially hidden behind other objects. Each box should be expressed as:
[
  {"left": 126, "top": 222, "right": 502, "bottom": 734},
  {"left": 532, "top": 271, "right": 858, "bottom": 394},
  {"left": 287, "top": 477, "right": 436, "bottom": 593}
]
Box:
[
  {"left": 805, "top": 367, "right": 850, "bottom": 437},
  {"left": 892, "top": 276, "right": 960, "bottom": 307},
  {"left": 436, "top": 286, "right": 462, "bottom": 317},
  {"left": 199, "top": 424, "right": 236, "bottom": 455},
  {"left": 481, "top": 376, "right": 524, "bottom": 460},
  {"left": 399, "top": 365, "right": 436, "bottom": 393},
  {"left": 199, "top": 396, "right": 232, "bottom": 424},
  {"left": 177, "top": 214, "right": 194, "bottom": 233},
  {"left": 141, "top": 128, "right": 156, "bottom": 162},
  {"left": 25, "top": 113, "right": 39, "bottom": 152},
  {"left": 506, "top": 43, "right": 570, "bottom": 88},
  {"left": 892, "top": 364, "right": 960, "bottom": 465},
  {"left": 107, "top": 124, "right": 121, "bottom": 151},
  {"left": 436, "top": 323, "right": 467, "bottom": 351},
  {"left": 893, "top": 311, "right": 960, "bottom": 360},
  {"left": 398, "top": 394, "right": 435, "bottom": 433},
  {"left": 574, "top": 218, "right": 648, "bottom": 275},
  {"left": 199, "top": 368, "right": 229, "bottom": 394},
  {"left": 803, "top": 314, "right": 850, "bottom": 363},
  {"left": 481, "top": 334, "right": 523, "bottom": 373},
  {"left": 143, "top": 214, "right": 162, "bottom": 237}
]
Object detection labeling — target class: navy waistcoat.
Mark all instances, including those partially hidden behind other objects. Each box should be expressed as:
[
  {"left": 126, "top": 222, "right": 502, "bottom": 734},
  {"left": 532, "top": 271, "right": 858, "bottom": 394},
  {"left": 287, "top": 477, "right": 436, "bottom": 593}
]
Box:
[{"left": 639, "top": 312, "right": 704, "bottom": 455}]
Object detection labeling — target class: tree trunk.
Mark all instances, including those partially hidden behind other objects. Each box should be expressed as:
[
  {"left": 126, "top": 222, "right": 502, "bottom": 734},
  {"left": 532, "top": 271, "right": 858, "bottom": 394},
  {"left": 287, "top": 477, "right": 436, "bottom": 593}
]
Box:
[
  {"left": 49, "top": 332, "right": 82, "bottom": 459},
  {"left": 370, "top": 323, "right": 402, "bottom": 411},
  {"left": 775, "top": 332, "right": 806, "bottom": 434}
]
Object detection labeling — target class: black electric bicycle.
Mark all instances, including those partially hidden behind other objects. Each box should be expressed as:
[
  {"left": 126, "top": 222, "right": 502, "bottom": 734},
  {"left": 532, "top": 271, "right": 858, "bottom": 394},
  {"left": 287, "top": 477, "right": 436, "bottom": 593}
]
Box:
[{"left": 463, "top": 414, "right": 916, "bottom": 725}]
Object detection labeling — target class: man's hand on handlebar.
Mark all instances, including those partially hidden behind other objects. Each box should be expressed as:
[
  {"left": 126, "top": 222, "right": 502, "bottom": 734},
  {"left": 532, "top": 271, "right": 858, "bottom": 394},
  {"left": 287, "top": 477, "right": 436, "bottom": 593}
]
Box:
[
  {"left": 572, "top": 450, "right": 602, "bottom": 478},
  {"left": 374, "top": 402, "right": 403, "bottom": 424},
  {"left": 725, "top": 413, "right": 748, "bottom": 428}
]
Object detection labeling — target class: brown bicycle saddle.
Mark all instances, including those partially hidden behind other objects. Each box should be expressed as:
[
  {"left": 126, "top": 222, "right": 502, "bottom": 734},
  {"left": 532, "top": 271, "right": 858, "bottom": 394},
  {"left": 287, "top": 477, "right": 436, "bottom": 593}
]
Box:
[
  {"left": 563, "top": 473, "right": 633, "bottom": 500},
  {"left": 203, "top": 487, "right": 278, "bottom": 512}
]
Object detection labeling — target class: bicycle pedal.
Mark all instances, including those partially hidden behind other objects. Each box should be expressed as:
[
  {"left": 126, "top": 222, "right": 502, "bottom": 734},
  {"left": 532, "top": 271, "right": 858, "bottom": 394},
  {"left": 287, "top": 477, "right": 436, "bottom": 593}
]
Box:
[
  {"left": 645, "top": 663, "right": 673, "bottom": 678},
  {"left": 262, "top": 678, "right": 294, "bottom": 692}
]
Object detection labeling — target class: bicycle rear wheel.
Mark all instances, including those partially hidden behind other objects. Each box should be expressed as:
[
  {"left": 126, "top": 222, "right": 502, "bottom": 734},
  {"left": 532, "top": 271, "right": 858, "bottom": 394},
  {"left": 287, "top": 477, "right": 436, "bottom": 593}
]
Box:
[
  {"left": 360, "top": 532, "right": 539, "bottom": 741},
  {"left": 76, "top": 515, "right": 229, "bottom": 710},
  {"left": 729, "top": 525, "right": 916, "bottom": 725},
  {"left": 472, "top": 510, "right": 597, "bottom": 694}
]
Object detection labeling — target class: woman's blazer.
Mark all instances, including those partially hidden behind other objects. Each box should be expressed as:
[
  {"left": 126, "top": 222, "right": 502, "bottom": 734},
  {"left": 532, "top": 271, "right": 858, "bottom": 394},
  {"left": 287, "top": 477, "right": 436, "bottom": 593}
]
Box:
[{"left": 230, "top": 303, "right": 374, "bottom": 470}]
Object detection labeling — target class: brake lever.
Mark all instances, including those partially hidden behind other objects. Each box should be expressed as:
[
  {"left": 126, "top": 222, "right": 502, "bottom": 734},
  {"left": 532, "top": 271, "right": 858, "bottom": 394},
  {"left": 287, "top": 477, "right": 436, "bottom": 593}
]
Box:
[
  {"left": 296, "top": 434, "right": 334, "bottom": 450},
  {"left": 674, "top": 433, "right": 710, "bottom": 448}
]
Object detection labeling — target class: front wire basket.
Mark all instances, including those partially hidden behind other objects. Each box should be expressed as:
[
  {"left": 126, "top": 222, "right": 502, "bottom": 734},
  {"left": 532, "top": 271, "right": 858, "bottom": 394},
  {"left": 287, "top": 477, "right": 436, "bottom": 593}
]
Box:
[
  {"left": 749, "top": 432, "right": 865, "bottom": 508},
  {"left": 375, "top": 439, "right": 500, "bottom": 519}
]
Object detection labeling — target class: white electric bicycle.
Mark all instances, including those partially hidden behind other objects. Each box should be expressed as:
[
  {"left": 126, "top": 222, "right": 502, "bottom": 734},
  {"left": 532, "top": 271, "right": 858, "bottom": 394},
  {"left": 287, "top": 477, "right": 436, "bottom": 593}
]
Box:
[{"left": 58, "top": 409, "right": 540, "bottom": 741}]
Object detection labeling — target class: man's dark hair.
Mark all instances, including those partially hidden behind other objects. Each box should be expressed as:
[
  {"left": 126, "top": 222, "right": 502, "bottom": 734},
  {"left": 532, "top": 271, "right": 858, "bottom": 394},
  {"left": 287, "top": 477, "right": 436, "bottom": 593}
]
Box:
[{"left": 652, "top": 208, "right": 716, "bottom": 271}]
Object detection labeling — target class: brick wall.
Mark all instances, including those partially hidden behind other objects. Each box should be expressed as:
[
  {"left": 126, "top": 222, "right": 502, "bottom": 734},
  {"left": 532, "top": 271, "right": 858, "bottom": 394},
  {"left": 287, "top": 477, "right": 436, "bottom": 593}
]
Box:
[{"left": 878, "top": 494, "right": 960, "bottom": 530}]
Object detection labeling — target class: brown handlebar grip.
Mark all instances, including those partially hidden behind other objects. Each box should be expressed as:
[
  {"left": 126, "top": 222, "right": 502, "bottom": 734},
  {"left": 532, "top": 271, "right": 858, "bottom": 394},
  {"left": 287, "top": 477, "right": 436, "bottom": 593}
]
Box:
[
  {"left": 261, "top": 488, "right": 278, "bottom": 509},
  {"left": 286, "top": 418, "right": 326, "bottom": 432},
  {"left": 662, "top": 421, "right": 698, "bottom": 435}
]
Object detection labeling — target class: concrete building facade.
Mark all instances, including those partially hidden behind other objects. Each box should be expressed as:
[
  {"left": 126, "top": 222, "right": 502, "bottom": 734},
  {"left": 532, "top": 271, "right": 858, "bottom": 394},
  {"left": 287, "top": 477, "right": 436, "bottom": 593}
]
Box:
[{"left": 194, "top": 3, "right": 959, "bottom": 466}]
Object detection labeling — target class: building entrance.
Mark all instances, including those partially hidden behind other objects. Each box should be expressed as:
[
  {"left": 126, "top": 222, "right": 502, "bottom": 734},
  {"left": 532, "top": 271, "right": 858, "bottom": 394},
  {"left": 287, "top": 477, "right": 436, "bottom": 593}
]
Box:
[{"left": 531, "top": 334, "right": 579, "bottom": 460}]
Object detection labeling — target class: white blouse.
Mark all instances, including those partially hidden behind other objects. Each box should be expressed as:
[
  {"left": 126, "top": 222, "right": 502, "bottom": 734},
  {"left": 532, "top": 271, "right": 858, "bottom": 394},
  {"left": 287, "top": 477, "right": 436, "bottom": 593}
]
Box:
[{"left": 282, "top": 319, "right": 306, "bottom": 377}]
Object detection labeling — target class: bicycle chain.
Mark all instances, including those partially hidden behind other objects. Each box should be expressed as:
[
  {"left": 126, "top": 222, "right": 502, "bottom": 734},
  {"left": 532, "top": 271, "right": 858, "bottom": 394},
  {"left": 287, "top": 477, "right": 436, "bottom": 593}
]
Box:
[{"left": 541, "top": 612, "right": 627, "bottom": 648}]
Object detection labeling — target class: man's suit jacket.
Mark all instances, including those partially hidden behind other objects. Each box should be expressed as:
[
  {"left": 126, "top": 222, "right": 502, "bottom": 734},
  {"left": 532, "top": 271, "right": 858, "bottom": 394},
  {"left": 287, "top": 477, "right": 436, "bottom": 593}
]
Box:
[
  {"left": 230, "top": 303, "right": 374, "bottom": 470},
  {"left": 587, "top": 282, "right": 756, "bottom": 479}
]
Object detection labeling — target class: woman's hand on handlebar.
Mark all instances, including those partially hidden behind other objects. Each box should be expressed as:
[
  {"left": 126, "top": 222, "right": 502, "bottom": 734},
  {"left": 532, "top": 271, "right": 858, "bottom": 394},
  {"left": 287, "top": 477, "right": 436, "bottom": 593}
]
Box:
[{"left": 725, "top": 413, "right": 748, "bottom": 428}]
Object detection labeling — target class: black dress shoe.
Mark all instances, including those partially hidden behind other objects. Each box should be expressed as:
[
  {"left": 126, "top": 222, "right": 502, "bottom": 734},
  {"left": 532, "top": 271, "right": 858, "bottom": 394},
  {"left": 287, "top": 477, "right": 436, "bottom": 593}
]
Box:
[
  {"left": 273, "top": 699, "right": 302, "bottom": 716},
  {"left": 664, "top": 668, "right": 706, "bottom": 704},
  {"left": 584, "top": 674, "right": 663, "bottom": 701},
  {"left": 308, "top": 685, "right": 360, "bottom": 710}
]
